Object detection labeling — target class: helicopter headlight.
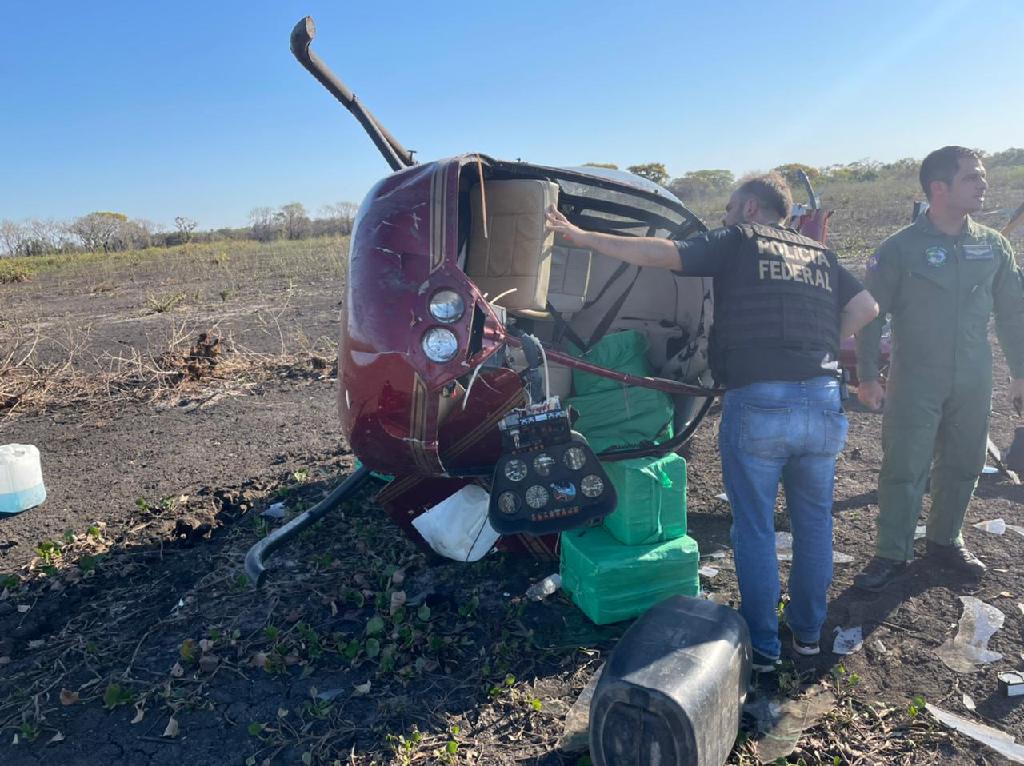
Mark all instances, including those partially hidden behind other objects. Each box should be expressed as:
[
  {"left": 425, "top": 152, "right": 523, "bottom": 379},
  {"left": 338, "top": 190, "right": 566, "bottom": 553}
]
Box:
[
  {"left": 428, "top": 289, "right": 465, "bottom": 323},
  {"left": 421, "top": 327, "right": 459, "bottom": 362}
]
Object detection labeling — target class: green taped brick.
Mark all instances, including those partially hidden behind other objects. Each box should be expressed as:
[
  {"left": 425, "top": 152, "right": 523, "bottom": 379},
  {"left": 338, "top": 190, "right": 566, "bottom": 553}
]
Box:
[
  {"left": 559, "top": 527, "right": 700, "bottom": 625},
  {"left": 602, "top": 453, "right": 687, "bottom": 545},
  {"left": 569, "top": 330, "right": 651, "bottom": 396},
  {"left": 569, "top": 386, "right": 673, "bottom": 453}
]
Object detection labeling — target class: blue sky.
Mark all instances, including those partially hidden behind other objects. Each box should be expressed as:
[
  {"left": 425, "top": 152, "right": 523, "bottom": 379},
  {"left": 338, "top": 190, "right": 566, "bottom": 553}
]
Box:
[{"left": 2, "top": 0, "right": 1022, "bottom": 230}]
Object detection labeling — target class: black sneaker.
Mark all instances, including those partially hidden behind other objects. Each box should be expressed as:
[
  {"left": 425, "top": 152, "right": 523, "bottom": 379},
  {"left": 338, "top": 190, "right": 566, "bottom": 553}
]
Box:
[
  {"left": 791, "top": 635, "right": 820, "bottom": 656},
  {"left": 751, "top": 650, "right": 780, "bottom": 673},
  {"left": 853, "top": 556, "right": 907, "bottom": 592},
  {"left": 925, "top": 540, "right": 986, "bottom": 578}
]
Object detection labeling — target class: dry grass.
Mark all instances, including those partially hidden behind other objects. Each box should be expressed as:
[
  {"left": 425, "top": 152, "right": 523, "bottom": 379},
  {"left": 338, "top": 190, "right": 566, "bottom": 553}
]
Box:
[{"left": 0, "top": 322, "right": 335, "bottom": 422}]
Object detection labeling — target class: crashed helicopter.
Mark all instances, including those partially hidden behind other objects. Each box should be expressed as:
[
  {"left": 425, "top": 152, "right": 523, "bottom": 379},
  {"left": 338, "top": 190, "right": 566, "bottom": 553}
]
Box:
[{"left": 245, "top": 17, "right": 832, "bottom": 585}]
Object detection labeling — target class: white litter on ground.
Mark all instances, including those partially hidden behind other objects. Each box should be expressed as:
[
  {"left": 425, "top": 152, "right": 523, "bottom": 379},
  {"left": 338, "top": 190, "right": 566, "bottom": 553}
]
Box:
[
  {"left": 715, "top": 492, "right": 729, "bottom": 502},
  {"left": 973, "top": 518, "right": 1007, "bottom": 534},
  {"left": 963, "top": 693, "right": 976, "bottom": 711},
  {"left": 411, "top": 485, "right": 499, "bottom": 562},
  {"left": 914, "top": 524, "right": 927, "bottom": 540},
  {"left": 261, "top": 502, "right": 286, "bottom": 520},
  {"left": 744, "top": 685, "right": 834, "bottom": 762},
  {"left": 935, "top": 596, "right": 1005, "bottom": 673},
  {"left": 775, "top": 532, "right": 854, "bottom": 564},
  {"left": 982, "top": 465, "right": 1000, "bottom": 474},
  {"left": 832, "top": 626, "right": 864, "bottom": 655},
  {"left": 927, "top": 704, "right": 1024, "bottom": 763},
  {"left": 698, "top": 566, "right": 720, "bottom": 579}
]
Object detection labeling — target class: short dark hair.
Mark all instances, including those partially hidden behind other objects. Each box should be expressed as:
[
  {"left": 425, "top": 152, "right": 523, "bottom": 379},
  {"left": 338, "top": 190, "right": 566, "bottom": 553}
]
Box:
[
  {"left": 920, "top": 146, "right": 982, "bottom": 199},
  {"left": 735, "top": 172, "right": 792, "bottom": 221}
]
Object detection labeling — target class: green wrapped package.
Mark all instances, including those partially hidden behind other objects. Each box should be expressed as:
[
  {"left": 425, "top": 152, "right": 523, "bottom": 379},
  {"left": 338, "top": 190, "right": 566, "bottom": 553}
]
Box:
[
  {"left": 570, "top": 330, "right": 652, "bottom": 395},
  {"left": 602, "top": 453, "right": 687, "bottom": 545},
  {"left": 567, "top": 330, "right": 674, "bottom": 452},
  {"left": 560, "top": 527, "right": 700, "bottom": 625},
  {"left": 569, "top": 387, "right": 673, "bottom": 452}
]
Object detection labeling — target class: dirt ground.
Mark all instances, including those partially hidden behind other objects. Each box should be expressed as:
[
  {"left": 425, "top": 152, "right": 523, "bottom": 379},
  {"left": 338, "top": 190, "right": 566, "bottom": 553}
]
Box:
[{"left": 3, "top": 236, "right": 1024, "bottom": 765}]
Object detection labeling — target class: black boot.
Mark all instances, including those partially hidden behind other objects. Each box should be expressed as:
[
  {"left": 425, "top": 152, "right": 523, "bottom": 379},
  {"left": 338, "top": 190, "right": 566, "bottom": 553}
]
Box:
[
  {"left": 853, "top": 557, "right": 907, "bottom": 592},
  {"left": 925, "top": 540, "right": 986, "bottom": 578}
]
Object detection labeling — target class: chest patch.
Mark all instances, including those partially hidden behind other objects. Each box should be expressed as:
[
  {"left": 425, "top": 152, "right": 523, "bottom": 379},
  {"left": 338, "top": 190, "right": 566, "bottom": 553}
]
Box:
[
  {"left": 963, "top": 244, "right": 994, "bottom": 260},
  {"left": 925, "top": 246, "right": 947, "bottom": 267}
]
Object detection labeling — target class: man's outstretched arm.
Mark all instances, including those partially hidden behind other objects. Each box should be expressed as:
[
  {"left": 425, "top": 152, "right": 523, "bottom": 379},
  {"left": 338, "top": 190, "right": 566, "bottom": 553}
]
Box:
[{"left": 545, "top": 207, "right": 682, "bottom": 270}]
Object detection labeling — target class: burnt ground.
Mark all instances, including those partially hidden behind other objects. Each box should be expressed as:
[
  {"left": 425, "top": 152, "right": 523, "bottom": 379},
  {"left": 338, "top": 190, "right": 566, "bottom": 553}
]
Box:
[{"left": 3, "top": 237, "right": 1024, "bottom": 765}]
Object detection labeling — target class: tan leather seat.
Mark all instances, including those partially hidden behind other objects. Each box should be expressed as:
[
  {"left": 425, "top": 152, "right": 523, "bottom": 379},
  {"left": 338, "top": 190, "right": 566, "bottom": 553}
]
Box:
[
  {"left": 466, "top": 179, "right": 558, "bottom": 312},
  {"left": 548, "top": 245, "right": 592, "bottom": 315}
]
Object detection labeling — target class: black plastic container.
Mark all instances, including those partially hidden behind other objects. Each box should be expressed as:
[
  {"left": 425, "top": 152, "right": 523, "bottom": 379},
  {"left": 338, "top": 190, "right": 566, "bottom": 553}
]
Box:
[{"left": 589, "top": 595, "right": 751, "bottom": 766}]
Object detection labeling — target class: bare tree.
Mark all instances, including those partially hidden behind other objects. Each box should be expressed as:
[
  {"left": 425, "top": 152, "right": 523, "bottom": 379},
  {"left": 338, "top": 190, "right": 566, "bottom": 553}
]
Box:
[
  {"left": 316, "top": 201, "right": 359, "bottom": 236},
  {"left": 249, "top": 206, "right": 278, "bottom": 242},
  {"left": 276, "top": 202, "right": 311, "bottom": 240},
  {"left": 70, "top": 212, "right": 151, "bottom": 252},
  {"left": 174, "top": 216, "right": 198, "bottom": 243},
  {"left": 0, "top": 220, "right": 26, "bottom": 257}
]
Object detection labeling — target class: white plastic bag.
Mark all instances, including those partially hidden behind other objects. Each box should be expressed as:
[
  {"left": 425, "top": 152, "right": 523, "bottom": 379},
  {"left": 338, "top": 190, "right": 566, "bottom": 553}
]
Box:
[{"left": 411, "top": 485, "right": 499, "bottom": 562}]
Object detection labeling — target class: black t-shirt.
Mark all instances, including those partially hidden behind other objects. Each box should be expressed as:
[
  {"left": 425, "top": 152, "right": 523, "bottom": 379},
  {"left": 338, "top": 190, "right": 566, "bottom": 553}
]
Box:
[{"left": 674, "top": 225, "right": 864, "bottom": 387}]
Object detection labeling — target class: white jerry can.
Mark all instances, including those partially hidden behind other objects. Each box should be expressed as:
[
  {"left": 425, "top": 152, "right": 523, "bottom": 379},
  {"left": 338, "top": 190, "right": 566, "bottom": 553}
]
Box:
[{"left": 0, "top": 444, "right": 46, "bottom": 516}]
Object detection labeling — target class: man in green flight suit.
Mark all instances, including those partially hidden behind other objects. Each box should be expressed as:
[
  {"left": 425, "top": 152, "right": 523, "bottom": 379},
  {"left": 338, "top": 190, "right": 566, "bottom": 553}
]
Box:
[{"left": 854, "top": 146, "right": 1024, "bottom": 591}]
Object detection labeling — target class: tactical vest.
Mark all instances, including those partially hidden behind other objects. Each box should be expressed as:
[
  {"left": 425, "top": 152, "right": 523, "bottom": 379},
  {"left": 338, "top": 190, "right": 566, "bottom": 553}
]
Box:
[{"left": 709, "top": 223, "right": 841, "bottom": 383}]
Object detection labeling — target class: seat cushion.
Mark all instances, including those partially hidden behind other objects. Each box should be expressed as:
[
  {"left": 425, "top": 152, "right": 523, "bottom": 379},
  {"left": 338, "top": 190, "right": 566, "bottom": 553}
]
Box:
[{"left": 466, "top": 179, "right": 558, "bottom": 311}]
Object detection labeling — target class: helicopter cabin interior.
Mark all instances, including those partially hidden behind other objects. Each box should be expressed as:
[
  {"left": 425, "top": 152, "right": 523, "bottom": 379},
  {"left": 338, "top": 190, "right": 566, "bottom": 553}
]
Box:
[{"left": 457, "top": 166, "right": 714, "bottom": 442}]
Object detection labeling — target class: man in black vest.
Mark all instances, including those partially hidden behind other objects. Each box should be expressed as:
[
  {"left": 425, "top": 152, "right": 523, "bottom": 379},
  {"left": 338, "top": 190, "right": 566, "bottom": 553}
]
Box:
[{"left": 547, "top": 173, "right": 878, "bottom": 671}]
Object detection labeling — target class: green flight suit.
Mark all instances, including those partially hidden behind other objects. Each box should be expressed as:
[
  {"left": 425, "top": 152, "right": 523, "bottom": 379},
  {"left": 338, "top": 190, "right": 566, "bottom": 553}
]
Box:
[{"left": 857, "top": 214, "right": 1024, "bottom": 562}]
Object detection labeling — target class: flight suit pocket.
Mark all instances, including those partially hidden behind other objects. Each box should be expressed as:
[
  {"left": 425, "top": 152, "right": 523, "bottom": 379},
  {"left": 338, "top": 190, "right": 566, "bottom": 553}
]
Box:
[{"left": 739, "top": 404, "right": 793, "bottom": 459}]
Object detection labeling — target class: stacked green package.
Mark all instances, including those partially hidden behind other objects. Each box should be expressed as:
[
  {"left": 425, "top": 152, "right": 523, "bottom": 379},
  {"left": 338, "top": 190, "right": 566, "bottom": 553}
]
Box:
[
  {"left": 601, "top": 453, "right": 687, "bottom": 545},
  {"left": 560, "top": 526, "right": 700, "bottom": 625},
  {"left": 566, "top": 331, "right": 673, "bottom": 452}
]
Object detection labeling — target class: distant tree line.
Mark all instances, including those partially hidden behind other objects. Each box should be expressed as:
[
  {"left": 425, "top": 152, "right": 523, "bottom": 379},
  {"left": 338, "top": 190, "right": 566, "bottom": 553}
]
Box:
[
  {"left": 0, "top": 200, "right": 359, "bottom": 258},
  {"left": 583, "top": 147, "right": 1024, "bottom": 203}
]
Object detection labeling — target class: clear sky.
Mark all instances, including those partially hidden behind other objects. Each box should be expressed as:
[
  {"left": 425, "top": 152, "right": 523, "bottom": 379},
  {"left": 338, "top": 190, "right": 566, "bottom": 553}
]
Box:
[{"left": 2, "top": 0, "right": 1022, "bottom": 231}]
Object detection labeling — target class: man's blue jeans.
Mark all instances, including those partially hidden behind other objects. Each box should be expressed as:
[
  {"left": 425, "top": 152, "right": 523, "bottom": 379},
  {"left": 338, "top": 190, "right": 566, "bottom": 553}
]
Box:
[{"left": 719, "top": 376, "right": 848, "bottom": 660}]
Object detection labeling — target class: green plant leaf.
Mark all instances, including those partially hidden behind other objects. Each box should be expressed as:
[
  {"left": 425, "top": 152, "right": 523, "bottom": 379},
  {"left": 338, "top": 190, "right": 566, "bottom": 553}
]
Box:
[{"left": 366, "top": 616, "right": 385, "bottom": 636}]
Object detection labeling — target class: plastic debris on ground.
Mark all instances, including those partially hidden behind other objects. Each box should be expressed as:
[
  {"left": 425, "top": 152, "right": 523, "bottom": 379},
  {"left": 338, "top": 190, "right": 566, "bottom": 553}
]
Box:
[
  {"left": 526, "top": 573, "right": 562, "bottom": 601},
  {"left": 410, "top": 485, "right": 499, "bottom": 562},
  {"left": 832, "top": 625, "right": 864, "bottom": 655},
  {"left": 934, "top": 596, "right": 1005, "bottom": 673},
  {"left": 698, "top": 566, "right": 720, "bottom": 579},
  {"left": 974, "top": 518, "right": 1007, "bottom": 534},
  {"left": 915, "top": 524, "right": 927, "bottom": 540},
  {"left": 963, "top": 694, "right": 976, "bottom": 711},
  {"left": 716, "top": 492, "right": 729, "bottom": 502},
  {"left": 775, "top": 532, "right": 853, "bottom": 564},
  {"left": 743, "top": 684, "right": 834, "bottom": 763},
  {"left": 982, "top": 465, "right": 1000, "bottom": 474},
  {"left": 972, "top": 517, "right": 1024, "bottom": 538},
  {"left": 557, "top": 664, "right": 604, "bottom": 753},
  {"left": 927, "top": 704, "right": 1024, "bottom": 763},
  {"left": 261, "top": 502, "right": 286, "bottom": 520}
]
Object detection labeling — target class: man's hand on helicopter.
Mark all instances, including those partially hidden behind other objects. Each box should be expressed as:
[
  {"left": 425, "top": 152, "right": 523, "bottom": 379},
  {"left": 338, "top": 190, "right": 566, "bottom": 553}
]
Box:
[
  {"left": 544, "top": 205, "right": 683, "bottom": 271},
  {"left": 1011, "top": 378, "right": 1024, "bottom": 417},
  {"left": 857, "top": 378, "right": 885, "bottom": 411},
  {"left": 545, "top": 206, "right": 586, "bottom": 244}
]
